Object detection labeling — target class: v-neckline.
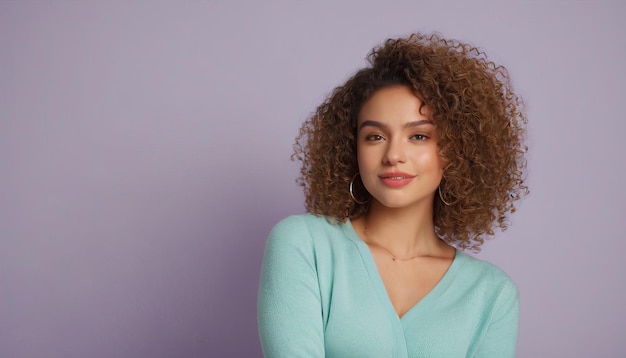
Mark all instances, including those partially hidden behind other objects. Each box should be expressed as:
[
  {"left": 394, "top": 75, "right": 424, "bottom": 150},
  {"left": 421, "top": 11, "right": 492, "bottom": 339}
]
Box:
[{"left": 342, "top": 218, "right": 465, "bottom": 322}]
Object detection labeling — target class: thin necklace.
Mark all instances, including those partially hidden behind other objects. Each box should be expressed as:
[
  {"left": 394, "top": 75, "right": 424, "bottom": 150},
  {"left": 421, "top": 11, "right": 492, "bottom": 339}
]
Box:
[{"left": 363, "top": 222, "right": 422, "bottom": 262}]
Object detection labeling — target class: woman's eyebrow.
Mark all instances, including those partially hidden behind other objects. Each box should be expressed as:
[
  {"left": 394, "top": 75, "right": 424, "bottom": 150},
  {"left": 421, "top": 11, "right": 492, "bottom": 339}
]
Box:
[
  {"left": 358, "top": 120, "right": 388, "bottom": 131},
  {"left": 404, "top": 119, "right": 435, "bottom": 128},
  {"left": 358, "top": 119, "right": 434, "bottom": 130}
]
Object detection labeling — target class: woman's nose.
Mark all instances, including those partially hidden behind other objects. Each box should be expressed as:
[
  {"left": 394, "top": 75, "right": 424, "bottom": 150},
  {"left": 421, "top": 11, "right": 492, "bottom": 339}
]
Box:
[{"left": 383, "top": 139, "right": 407, "bottom": 165}]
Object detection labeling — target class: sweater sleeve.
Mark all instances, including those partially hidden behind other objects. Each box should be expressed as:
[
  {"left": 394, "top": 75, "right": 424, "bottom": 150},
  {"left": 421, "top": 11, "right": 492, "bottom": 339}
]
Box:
[
  {"left": 257, "top": 216, "right": 325, "bottom": 358},
  {"left": 472, "top": 279, "right": 520, "bottom": 358}
]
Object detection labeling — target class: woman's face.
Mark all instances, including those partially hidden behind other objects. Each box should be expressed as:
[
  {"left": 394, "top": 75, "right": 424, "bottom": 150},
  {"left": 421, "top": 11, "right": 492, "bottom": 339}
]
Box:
[{"left": 356, "top": 85, "right": 443, "bottom": 210}]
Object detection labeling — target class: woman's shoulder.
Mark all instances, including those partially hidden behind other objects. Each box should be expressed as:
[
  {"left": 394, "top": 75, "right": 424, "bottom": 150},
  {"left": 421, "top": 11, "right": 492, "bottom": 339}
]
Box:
[
  {"left": 455, "top": 251, "right": 518, "bottom": 292},
  {"left": 269, "top": 213, "right": 336, "bottom": 237},
  {"left": 266, "top": 214, "right": 346, "bottom": 248},
  {"left": 263, "top": 214, "right": 351, "bottom": 269}
]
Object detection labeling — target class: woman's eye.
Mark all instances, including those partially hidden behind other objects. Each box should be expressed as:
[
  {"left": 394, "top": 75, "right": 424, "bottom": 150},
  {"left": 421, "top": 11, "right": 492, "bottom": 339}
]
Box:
[
  {"left": 411, "top": 134, "right": 428, "bottom": 141},
  {"left": 365, "top": 134, "right": 384, "bottom": 141}
]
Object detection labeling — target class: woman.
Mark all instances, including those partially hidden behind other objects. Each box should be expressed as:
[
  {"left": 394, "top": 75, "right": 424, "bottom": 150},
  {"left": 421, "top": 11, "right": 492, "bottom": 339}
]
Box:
[{"left": 258, "top": 33, "right": 527, "bottom": 358}]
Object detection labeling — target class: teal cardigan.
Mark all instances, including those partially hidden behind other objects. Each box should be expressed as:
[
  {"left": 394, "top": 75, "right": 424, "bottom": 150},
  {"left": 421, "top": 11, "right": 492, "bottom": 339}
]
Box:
[{"left": 258, "top": 214, "right": 519, "bottom": 357}]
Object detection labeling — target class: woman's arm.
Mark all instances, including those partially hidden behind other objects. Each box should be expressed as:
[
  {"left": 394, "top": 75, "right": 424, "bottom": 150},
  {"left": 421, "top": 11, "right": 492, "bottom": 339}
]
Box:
[
  {"left": 472, "top": 280, "right": 520, "bottom": 358},
  {"left": 257, "top": 216, "right": 325, "bottom": 358}
]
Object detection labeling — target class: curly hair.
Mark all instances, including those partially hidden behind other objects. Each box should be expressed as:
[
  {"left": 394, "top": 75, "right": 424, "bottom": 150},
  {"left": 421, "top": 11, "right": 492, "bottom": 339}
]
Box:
[{"left": 292, "top": 33, "right": 528, "bottom": 250}]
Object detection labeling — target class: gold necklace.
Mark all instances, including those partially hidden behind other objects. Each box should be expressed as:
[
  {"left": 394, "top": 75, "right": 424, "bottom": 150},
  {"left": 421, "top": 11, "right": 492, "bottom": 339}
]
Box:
[{"left": 363, "top": 223, "right": 422, "bottom": 262}]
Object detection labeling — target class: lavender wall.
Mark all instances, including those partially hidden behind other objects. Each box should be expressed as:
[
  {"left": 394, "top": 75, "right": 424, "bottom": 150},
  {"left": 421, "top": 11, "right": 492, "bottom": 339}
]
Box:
[{"left": 2, "top": 1, "right": 624, "bottom": 357}]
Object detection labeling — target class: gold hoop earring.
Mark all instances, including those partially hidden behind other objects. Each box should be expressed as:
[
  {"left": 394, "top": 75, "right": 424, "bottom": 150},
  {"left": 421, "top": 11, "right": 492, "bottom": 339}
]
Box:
[
  {"left": 349, "top": 173, "right": 370, "bottom": 205},
  {"left": 438, "top": 185, "right": 453, "bottom": 206}
]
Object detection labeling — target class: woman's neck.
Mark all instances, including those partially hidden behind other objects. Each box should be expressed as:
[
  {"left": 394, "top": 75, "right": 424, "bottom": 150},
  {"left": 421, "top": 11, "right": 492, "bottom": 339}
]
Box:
[{"left": 357, "top": 200, "right": 449, "bottom": 257}]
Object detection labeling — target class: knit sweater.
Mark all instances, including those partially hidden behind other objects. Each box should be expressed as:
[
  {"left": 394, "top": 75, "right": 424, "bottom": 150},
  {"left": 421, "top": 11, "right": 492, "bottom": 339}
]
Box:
[{"left": 257, "top": 214, "right": 519, "bottom": 357}]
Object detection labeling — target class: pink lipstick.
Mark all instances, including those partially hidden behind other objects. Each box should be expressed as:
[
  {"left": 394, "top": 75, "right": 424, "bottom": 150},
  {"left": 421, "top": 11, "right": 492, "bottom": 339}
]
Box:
[{"left": 379, "top": 172, "right": 416, "bottom": 188}]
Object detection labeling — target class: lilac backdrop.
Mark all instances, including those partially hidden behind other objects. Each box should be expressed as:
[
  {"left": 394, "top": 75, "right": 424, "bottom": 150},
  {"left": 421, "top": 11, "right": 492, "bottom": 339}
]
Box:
[{"left": 2, "top": 1, "right": 625, "bottom": 357}]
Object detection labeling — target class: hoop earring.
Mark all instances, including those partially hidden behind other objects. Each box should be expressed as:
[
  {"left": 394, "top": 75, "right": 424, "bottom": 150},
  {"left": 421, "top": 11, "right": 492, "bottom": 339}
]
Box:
[
  {"left": 438, "top": 185, "right": 453, "bottom": 206},
  {"left": 349, "top": 173, "right": 370, "bottom": 205}
]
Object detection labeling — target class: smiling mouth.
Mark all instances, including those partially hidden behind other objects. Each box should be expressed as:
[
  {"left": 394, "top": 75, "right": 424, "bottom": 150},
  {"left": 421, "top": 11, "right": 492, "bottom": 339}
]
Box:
[
  {"left": 379, "top": 174, "right": 416, "bottom": 179},
  {"left": 379, "top": 174, "right": 415, "bottom": 188}
]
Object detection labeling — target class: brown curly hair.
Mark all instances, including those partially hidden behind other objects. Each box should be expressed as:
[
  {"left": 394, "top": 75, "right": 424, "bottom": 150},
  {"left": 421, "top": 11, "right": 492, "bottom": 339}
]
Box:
[{"left": 292, "top": 33, "right": 528, "bottom": 250}]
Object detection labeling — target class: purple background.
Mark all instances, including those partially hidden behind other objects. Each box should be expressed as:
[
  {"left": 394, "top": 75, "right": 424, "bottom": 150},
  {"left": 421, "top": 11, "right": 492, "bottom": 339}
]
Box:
[{"left": 2, "top": 1, "right": 625, "bottom": 357}]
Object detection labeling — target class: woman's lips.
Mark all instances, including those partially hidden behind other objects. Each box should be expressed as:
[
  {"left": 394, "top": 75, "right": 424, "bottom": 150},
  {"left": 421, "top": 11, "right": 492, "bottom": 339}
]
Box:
[{"left": 379, "top": 172, "right": 415, "bottom": 188}]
